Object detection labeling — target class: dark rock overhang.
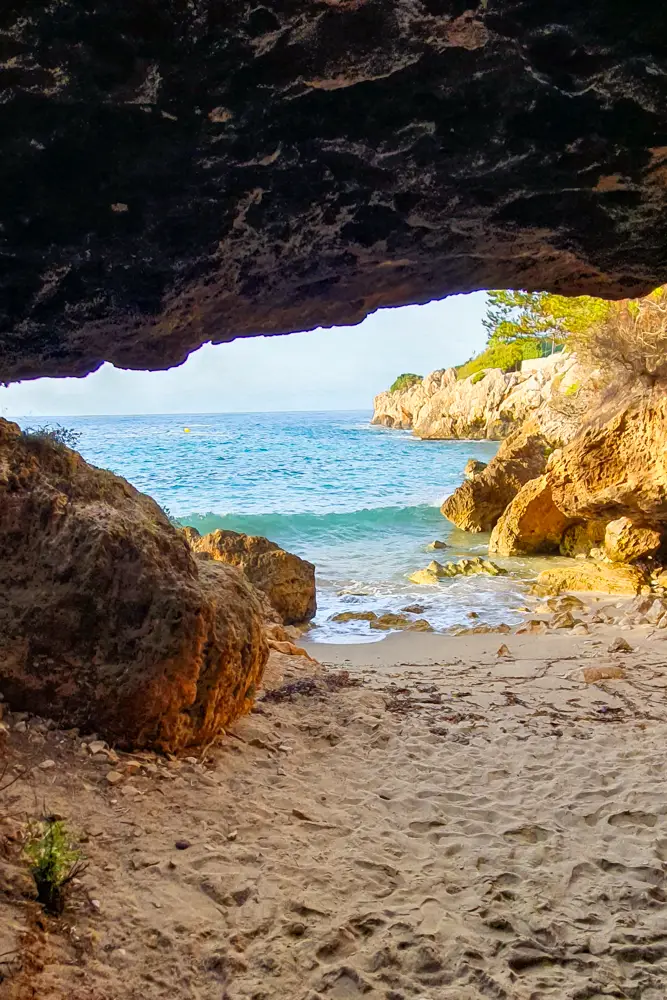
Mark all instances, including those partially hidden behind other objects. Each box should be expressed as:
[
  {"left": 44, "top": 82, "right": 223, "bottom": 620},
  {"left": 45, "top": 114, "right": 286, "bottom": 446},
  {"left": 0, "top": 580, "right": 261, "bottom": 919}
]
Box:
[{"left": 2, "top": 1, "right": 667, "bottom": 381}]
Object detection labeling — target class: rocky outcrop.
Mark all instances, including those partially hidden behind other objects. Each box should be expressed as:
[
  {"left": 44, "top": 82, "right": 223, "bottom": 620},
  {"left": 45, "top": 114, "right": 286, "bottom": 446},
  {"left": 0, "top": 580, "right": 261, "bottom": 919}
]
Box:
[
  {"left": 3, "top": 7, "right": 666, "bottom": 382},
  {"left": 408, "top": 556, "right": 505, "bottom": 584},
  {"left": 0, "top": 420, "right": 267, "bottom": 750},
  {"left": 373, "top": 356, "right": 577, "bottom": 440},
  {"left": 182, "top": 527, "right": 316, "bottom": 624},
  {"left": 489, "top": 476, "right": 572, "bottom": 557},
  {"left": 604, "top": 518, "right": 662, "bottom": 564},
  {"left": 441, "top": 421, "right": 552, "bottom": 533},
  {"left": 559, "top": 521, "right": 608, "bottom": 558},
  {"left": 547, "top": 394, "right": 667, "bottom": 524},
  {"left": 535, "top": 562, "right": 648, "bottom": 597},
  {"left": 464, "top": 459, "right": 487, "bottom": 480}
]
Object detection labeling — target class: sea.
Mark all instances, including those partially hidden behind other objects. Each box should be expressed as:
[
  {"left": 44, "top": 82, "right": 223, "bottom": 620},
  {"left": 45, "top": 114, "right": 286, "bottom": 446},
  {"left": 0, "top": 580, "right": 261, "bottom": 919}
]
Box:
[{"left": 14, "top": 411, "right": 542, "bottom": 642}]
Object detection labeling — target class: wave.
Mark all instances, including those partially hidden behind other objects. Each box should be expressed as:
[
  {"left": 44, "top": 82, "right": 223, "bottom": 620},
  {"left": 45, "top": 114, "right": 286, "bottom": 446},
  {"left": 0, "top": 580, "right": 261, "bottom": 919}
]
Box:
[{"left": 178, "top": 503, "right": 445, "bottom": 546}]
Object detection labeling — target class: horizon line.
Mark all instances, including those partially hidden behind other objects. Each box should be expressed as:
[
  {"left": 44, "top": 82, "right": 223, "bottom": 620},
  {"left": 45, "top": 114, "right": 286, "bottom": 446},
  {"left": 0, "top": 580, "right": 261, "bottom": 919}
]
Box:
[{"left": 5, "top": 406, "right": 376, "bottom": 420}]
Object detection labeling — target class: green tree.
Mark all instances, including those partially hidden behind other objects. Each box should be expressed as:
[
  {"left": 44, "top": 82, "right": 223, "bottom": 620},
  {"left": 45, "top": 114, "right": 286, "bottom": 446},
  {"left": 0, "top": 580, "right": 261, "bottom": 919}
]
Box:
[
  {"left": 390, "top": 373, "right": 423, "bottom": 393},
  {"left": 483, "top": 290, "right": 610, "bottom": 354}
]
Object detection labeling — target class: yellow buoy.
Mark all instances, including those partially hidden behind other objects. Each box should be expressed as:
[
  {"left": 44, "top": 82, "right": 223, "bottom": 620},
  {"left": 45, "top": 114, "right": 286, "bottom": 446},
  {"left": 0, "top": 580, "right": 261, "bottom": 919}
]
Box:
[{"left": 183, "top": 427, "right": 191, "bottom": 433}]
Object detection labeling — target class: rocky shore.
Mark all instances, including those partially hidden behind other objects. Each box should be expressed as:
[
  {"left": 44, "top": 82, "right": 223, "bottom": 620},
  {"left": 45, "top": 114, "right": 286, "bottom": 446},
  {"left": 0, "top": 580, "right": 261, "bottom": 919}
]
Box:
[{"left": 377, "top": 354, "right": 667, "bottom": 609}]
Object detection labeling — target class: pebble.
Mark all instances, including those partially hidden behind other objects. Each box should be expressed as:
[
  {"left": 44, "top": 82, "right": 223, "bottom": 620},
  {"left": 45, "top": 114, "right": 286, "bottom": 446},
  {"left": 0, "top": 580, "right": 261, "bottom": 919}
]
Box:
[
  {"left": 14, "top": 721, "right": 27, "bottom": 733},
  {"left": 106, "top": 770, "right": 124, "bottom": 785},
  {"left": 88, "top": 740, "right": 107, "bottom": 754},
  {"left": 39, "top": 759, "right": 56, "bottom": 770},
  {"left": 90, "top": 898, "right": 102, "bottom": 912},
  {"left": 175, "top": 839, "right": 191, "bottom": 850}
]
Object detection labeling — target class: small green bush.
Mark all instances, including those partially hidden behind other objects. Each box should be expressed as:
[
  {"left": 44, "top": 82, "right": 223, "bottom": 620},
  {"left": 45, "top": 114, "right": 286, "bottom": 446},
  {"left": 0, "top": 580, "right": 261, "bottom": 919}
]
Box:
[
  {"left": 390, "top": 373, "right": 423, "bottom": 393},
  {"left": 22, "top": 423, "right": 81, "bottom": 450},
  {"left": 470, "top": 371, "right": 486, "bottom": 385},
  {"left": 563, "top": 382, "right": 580, "bottom": 397},
  {"left": 24, "top": 819, "right": 86, "bottom": 915},
  {"left": 456, "top": 338, "right": 544, "bottom": 380}
]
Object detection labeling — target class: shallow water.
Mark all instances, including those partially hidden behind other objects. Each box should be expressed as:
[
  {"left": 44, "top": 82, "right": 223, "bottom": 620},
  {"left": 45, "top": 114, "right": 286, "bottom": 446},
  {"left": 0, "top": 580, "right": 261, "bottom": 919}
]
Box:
[{"left": 15, "top": 411, "right": 554, "bottom": 641}]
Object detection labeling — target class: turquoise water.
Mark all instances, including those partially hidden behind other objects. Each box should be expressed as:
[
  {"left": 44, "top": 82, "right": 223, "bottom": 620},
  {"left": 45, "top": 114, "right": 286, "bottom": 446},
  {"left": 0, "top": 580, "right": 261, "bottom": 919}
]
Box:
[{"left": 15, "top": 411, "right": 532, "bottom": 641}]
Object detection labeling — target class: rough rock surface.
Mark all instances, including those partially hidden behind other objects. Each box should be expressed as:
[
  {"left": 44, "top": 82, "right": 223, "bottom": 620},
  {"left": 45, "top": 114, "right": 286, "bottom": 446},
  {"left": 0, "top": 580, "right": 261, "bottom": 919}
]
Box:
[
  {"left": 547, "top": 393, "right": 667, "bottom": 524},
  {"left": 182, "top": 526, "right": 316, "bottom": 624},
  {"left": 0, "top": 419, "right": 268, "bottom": 750},
  {"left": 604, "top": 517, "right": 662, "bottom": 564},
  {"left": 535, "top": 562, "right": 648, "bottom": 597},
  {"left": 373, "top": 355, "right": 577, "bottom": 439},
  {"left": 441, "top": 421, "right": 551, "bottom": 532},
  {"left": 3, "top": 7, "right": 667, "bottom": 381},
  {"left": 489, "top": 476, "right": 572, "bottom": 557},
  {"left": 559, "top": 520, "right": 608, "bottom": 558}
]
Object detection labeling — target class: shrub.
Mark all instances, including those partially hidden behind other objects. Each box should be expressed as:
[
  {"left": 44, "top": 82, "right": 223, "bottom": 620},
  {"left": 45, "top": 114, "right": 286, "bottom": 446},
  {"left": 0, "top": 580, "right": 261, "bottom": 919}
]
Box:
[
  {"left": 389, "top": 373, "right": 423, "bottom": 393},
  {"left": 571, "top": 287, "right": 667, "bottom": 386},
  {"left": 564, "top": 382, "right": 580, "bottom": 397},
  {"left": 470, "top": 371, "right": 486, "bottom": 385},
  {"left": 24, "top": 819, "right": 87, "bottom": 915},
  {"left": 22, "top": 423, "right": 81, "bottom": 451},
  {"left": 456, "top": 338, "right": 543, "bottom": 379}
]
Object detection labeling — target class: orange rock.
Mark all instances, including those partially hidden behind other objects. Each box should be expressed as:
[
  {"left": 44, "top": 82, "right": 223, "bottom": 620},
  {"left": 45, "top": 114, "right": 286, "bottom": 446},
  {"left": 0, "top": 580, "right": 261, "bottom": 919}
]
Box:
[
  {"left": 183, "top": 526, "right": 316, "bottom": 624},
  {"left": 0, "top": 419, "right": 268, "bottom": 751},
  {"left": 583, "top": 666, "right": 625, "bottom": 683}
]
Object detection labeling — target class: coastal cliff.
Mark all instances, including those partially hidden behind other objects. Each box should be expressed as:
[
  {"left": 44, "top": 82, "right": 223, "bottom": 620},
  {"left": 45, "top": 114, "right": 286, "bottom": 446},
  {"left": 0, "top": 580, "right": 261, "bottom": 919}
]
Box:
[{"left": 372, "top": 354, "right": 578, "bottom": 440}]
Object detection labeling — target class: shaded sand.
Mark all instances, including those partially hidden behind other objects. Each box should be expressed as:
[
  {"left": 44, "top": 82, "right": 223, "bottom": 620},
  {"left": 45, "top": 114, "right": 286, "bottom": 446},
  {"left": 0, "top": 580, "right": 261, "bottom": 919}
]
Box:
[{"left": 3, "top": 632, "right": 667, "bottom": 999}]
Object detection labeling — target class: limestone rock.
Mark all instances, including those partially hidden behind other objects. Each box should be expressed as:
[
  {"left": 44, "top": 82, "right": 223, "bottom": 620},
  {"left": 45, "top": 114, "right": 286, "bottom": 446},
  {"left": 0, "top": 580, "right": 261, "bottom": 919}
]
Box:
[
  {"left": 535, "top": 562, "right": 648, "bottom": 597},
  {"left": 0, "top": 419, "right": 268, "bottom": 751},
  {"left": 583, "top": 666, "right": 625, "bottom": 683},
  {"left": 489, "top": 476, "right": 572, "bottom": 557},
  {"left": 183, "top": 527, "right": 316, "bottom": 625},
  {"left": 441, "top": 422, "right": 552, "bottom": 532},
  {"left": 330, "top": 611, "right": 377, "bottom": 623},
  {"left": 409, "top": 557, "right": 505, "bottom": 584},
  {"left": 425, "top": 540, "right": 448, "bottom": 550},
  {"left": 559, "top": 521, "right": 608, "bottom": 558},
  {"left": 464, "top": 459, "right": 488, "bottom": 480},
  {"left": 369, "top": 614, "right": 432, "bottom": 632},
  {"left": 604, "top": 517, "right": 662, "bottom": 564},
  {"left": 547, "top": 394, "right": 667, "bottom": 525}
]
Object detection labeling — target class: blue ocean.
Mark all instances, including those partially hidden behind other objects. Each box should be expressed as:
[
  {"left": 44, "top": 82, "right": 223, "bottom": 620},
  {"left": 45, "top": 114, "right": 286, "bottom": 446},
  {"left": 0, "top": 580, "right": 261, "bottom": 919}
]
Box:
[{"left": 14, "top": 411, "right": 537, "bottom": 641}]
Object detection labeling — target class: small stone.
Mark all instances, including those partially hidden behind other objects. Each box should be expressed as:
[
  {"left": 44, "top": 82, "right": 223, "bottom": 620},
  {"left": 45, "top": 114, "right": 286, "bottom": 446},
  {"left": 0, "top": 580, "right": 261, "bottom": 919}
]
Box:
[
  {"left": 184, "top": 756, "right": 198, "bottom": 765},
  {"left": 106, "top": 770, "right": 124, "bottom": 785},
  {"left": 14, "top": 720, "right": 27, "bottom": 733},
  {"left": 550, "top": 611, "right": 576, "bottom": 629},
  {"left": 227, "top": 830, "right": 238, "bottom": 841},
  {"left": 496, "top": 644, "right": 511, "bottom": 657},
  {"left": 89, "top": 740, "right": 107, "bottom": 754},
  {"left": 571, "top": 623, "right": 590, "bottom": 635},
  {"left": 175, "top": 839, "right": 191, "bottom": 850},
  {"left": 583, "top": 666, "right": 626, "bottom": 683},
  {"left": 90, "top": 898, "right": 102, "bottom": 912},
  {"left": 608, "top": 637, "right": 633, "bottom": 654},
  {"left": 39, "top": 759, "right": 56, "bottom": 770}
]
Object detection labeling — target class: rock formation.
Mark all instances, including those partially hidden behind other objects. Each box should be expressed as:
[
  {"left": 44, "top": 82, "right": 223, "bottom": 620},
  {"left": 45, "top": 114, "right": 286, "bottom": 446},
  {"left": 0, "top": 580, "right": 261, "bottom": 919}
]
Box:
[
  {"left": 3, "top": 7, "right": 667, "bottom": 382},
  {"left": 441, "top": 421, "right": 553, "bottom": 532},
  {"left": 0, "top": 420, "right": 268, "bottom": 750},
  {"left": 535, "top": 563, "right": 648, "bottom": 597},
  {"left": 489, "top": 476, "right": 572, "bottom": 557},
  {"left": 373, "top": 355, "right": 576, "bottom": 439},
  {"left": 182, "top": 526, "right": 316, "bottom": 624},
  {"left": 604, "top": 518, "right": 662, "bottom": 564}
]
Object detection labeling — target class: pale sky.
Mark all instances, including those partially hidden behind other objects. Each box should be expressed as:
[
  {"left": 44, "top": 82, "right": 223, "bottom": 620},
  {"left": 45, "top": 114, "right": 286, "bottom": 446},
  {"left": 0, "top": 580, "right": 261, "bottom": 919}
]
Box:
[{"left": 0, "top": 292, "right": 488, "bottom": 417}]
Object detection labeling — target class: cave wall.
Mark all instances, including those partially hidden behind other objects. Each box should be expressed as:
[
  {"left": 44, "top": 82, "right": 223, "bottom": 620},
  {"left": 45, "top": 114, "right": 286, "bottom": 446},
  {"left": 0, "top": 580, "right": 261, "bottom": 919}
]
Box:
[{"left": 2, "top": 1, "right": 667, "bottom": 381}]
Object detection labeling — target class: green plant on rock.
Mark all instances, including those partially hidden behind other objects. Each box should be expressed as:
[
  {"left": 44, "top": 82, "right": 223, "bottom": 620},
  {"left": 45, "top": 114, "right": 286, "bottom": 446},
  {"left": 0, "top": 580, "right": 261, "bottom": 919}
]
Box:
[
  {"left": 24, "top": 819, "right": 87, "bottom": 915},
  {"left": 564, "top": 382, "right": 580, "bottom": 397},
  {"left": 470, "top": 370, "right": 487, "bottom": 385},
  {"left": 22, "top": 423, "right": 82, "bottom": 451},
  {"left": 389, "top": 373, "right": 423, "bottom": 393}
]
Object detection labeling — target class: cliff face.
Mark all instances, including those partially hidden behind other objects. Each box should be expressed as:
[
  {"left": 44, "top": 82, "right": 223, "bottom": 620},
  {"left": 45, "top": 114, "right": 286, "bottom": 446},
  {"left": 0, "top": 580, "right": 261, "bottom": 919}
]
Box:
[
  {"left": 2, "top": 4, "right": 667, "bottom": 381},
  {"left": 373, "top": 355, "right": 578, "bottom": 441}
]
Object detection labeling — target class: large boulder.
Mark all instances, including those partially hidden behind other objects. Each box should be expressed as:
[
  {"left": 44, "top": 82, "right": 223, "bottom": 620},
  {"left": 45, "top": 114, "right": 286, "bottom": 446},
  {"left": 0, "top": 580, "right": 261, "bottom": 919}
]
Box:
[
  {"left": 604, "top": 517, "right": 662, "bottom": 563},
  {"left": 0, "top": 420, "right": 268, "bottom": 750},
  {"left": 182, "top": 527, "right": 316, "bottom": 625},
  {"left": 547, "top": 394, "right": 667, "bottom": 523},
  {"left": 489, "top": 476, "right": 572, "bottom": 557},
  {"left": 534, "top": 562, "right": 648, "bottom": 597},
  {"left": 441, "top": 422, "right": 551, "bottom": 532}
]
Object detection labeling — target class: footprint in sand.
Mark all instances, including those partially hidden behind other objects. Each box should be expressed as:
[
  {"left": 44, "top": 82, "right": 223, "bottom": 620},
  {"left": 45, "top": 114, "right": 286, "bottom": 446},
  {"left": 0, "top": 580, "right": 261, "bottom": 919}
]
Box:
[{"left": 608, "top": 810, "right": 657, "bottom": 829}]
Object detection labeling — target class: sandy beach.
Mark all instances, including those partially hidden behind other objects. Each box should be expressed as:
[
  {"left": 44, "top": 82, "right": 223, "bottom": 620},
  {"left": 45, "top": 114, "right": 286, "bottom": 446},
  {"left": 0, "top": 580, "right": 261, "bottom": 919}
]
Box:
[{"left": 2, "top": 620, "right": 667, "bottom": 1000}]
